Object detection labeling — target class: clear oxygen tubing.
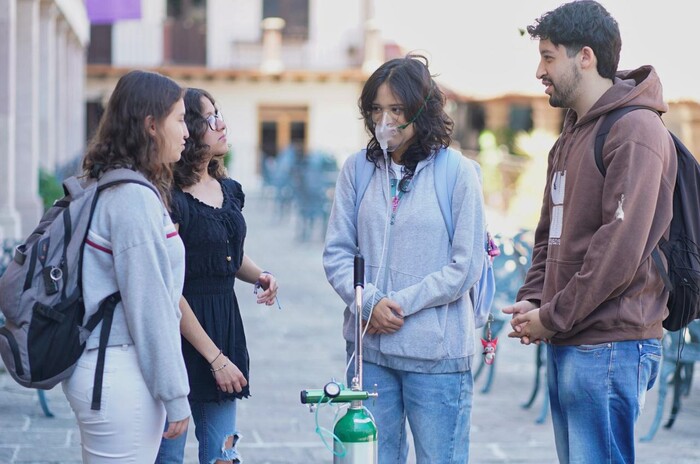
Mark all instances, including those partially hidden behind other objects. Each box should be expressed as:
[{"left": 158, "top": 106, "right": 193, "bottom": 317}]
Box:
[
  {"left": 314, "top": 393, "right": 350, "bottom": 457},
  {"left": 344, "top": 133, "right": 394, "bottom": 382},
  {"left": 312, "top": 391, "right": 379, "bottom": 457}
]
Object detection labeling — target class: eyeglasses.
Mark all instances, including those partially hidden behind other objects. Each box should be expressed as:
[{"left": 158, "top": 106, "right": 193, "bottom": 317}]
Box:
[{"left": 205, "top": 111, "right": 225, "bottom": 131}]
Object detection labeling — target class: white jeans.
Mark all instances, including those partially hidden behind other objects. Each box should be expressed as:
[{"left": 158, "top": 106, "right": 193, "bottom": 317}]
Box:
[{"left": 62, "top": 345, "right": 166, "bottom": 463}]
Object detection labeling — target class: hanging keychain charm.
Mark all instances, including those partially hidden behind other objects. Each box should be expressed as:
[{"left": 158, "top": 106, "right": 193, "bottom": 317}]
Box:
[
  {"left": 481, "top": 313, "right": 498, "bottom": 365},
  {"left": 486, "top": 231, "right": 500, "bottom": 259}
]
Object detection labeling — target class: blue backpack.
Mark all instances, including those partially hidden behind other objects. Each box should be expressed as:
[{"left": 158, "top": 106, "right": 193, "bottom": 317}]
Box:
[{"left": 353, "top": 147, "right": 496, "bottom": 327}]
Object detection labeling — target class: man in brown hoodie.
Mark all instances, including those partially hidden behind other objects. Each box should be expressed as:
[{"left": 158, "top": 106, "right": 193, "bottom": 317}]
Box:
[{"left": 503, "top": 1, "right": 677, "bottom": 463}]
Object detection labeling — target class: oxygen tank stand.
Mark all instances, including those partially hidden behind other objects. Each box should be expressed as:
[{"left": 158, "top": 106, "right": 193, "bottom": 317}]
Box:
[{"left": 300, "top": 254, "right": 378, "bottom": 463}]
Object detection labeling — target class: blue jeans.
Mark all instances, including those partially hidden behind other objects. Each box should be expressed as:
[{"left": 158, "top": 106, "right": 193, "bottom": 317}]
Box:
[
  {"left": 156, "top": 400, "right": 240, "bottom": 463},
  {"left": 547, "top": 339, "right": 661, "bottom": 464},
  {"left": 354, "top": 361, "right": 473, "bottom": 464}
]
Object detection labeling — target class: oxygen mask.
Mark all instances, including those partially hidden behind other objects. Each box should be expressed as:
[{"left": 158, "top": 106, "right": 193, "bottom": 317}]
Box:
[{"left": 375, "top": 111, "right": 398, "bottom": 153}]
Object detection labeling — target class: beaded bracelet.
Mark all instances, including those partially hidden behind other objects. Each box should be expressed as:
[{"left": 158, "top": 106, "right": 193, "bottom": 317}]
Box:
[
  {"left": 210, "top": 361, "right": 228, "bottom": 373},
  {"left": 209, "top": 349, "right": 223, "bottom": 366}
]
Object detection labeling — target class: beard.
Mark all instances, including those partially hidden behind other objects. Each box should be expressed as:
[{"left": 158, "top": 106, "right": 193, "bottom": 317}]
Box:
[{"left": 548, "top": 63, "right": 582, "bottom": 109}]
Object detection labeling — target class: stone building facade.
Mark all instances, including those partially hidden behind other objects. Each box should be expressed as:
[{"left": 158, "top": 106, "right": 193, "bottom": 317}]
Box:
[{"left": 0, "top": 0, "right": 89, "bottom": 239}]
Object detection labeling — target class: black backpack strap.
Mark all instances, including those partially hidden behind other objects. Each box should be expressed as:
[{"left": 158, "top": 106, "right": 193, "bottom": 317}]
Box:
[
  {"left": 595, "top": 107, "right": 674, "bottom": 292},
  {"left": 89, "top": 291, "right": 121, "bottom": 411},
  {"left": 594, "top": 105, "right": 650, "bottom": 176},
  {"left": 651, "top": 248, "right": 673, "bottom": 291}
]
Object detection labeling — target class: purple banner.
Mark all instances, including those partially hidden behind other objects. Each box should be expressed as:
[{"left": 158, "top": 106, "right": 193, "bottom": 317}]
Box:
[{"left": 87, "top": 0, "right": 142, "bottom": 24}]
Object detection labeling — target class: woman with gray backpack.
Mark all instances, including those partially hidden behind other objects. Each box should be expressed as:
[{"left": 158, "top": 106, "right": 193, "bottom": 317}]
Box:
[{"left": 63, "top": 70, "right": 192, "bottom": 461}]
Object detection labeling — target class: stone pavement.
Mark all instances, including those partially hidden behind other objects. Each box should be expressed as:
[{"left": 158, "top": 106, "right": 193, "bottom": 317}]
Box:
[{"left": 1, "top": 191, "right": 700, "bottom": 463}]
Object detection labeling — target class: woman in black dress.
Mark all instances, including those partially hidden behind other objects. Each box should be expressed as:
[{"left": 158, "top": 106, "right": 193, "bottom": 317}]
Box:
[{"left": 156, "top": 88, "right": 278, "bottom": 464}]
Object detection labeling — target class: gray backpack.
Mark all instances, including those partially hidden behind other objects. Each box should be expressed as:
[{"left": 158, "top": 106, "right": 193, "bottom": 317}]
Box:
[{"left": 0, "top": 168, "right": 159, "bottom": 410}]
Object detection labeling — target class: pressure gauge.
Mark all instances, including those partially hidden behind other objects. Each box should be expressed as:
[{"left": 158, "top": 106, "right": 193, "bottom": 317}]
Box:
[{"left": 324, "top": 381, "right": 342, "bottom": 398}]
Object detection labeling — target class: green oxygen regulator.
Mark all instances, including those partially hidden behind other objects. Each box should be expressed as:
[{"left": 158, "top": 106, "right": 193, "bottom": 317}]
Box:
[{"left": 300, "top": 254, "right": 378, "bottom": 463}]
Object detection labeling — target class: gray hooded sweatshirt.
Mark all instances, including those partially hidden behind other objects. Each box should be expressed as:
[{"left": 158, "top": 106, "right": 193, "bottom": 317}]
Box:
[{"left": 324, "top": 149, "right": 485, "bottom": 373}]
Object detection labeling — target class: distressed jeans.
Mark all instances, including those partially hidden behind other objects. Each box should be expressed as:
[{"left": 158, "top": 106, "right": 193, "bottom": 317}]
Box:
[
  {"left": 547, "top": 339, "right": 661, "bottom": 464},
  {"left": 156, "top": 400, "right": 240, "bottom": 464},
  {"left": 356, "top": 361, "right": 473, "bottom": 464}
]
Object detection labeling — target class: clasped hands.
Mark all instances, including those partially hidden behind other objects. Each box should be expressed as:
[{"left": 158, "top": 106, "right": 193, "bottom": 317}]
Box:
[
  {"left": 362, "top": 297, "right": 404, "bottom": 335},
  {"left": 502, "top": 300, "right": 555, "bottom": 345}
]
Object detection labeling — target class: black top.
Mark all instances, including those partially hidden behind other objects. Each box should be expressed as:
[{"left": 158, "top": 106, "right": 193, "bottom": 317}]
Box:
[{"left": 170, "top": 178, "right": 250, "bottom": 401}]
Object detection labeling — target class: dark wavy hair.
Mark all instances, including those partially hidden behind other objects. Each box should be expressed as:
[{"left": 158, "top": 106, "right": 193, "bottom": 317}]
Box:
[
  {"left": 526, "top": 0, "right": 621, "bottom": 80},
  {"left": 359, "top": 54, "right": 453, "bottom": 191},
  {"left": 173, "top": 88, "right": 228, "bottom": 188},
  {"left": 82, "top": 70, "right": 183, "bottom": 206}
]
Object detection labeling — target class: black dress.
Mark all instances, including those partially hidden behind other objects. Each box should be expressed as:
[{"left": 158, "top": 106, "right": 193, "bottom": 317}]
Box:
[{"left": 170, "top": 178, "right": 250, "bottom": 402}]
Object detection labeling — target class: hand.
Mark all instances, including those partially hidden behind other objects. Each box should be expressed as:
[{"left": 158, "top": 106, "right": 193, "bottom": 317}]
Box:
[
  {"left": 212, "top": 357, "right": 248, "bottom": 394},
  {"left": 255, "top": 272, "right": 278, "bottom": 306},
  {"left": 365, "top": 298, "right": 404, "bottom": 334},
  {"left": 362, "top": 319, "right": 383, "bottom": 335},
  {"left": 508, "top": 308, "right": 555, "bottom": 345},
  {"left": 163, "top": 416, "right": 190, "bottom": 439},
  {"left": 502, "top": 300, "right": 538, "bottom": 343}
]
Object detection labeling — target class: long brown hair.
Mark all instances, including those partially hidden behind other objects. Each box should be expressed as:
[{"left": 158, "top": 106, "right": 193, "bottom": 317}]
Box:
[
  {"left": 82, "top": 70, "right": 184, "bottom": 205},
  {"left": 173, "top": 88, "right": 228, "bottom": 188}
]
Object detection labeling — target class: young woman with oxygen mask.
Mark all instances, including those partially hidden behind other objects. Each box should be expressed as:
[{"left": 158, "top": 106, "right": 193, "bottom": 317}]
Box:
[{"left": 323, "top": 54, "right": 487, "bottom": 463}]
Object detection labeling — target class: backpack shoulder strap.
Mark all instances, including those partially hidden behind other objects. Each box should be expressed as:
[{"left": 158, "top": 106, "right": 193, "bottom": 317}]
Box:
[
  {"left": 353, "top": 151, "right": 375, "bottom": 226},
  {"left": 84, "top": 168, "right": 160, "bottom": 412},
  {"left": 595, "top": 107, "right": 674, "bottom": 290},
  {"left": 594, "top": 105, "right": 656, "bottom": 176},
  {"left": 87, "top": 291, "right": 121, "bottom": 411},
  {"left": 433, "top": 147, "right": 461, "bottom": 243}
]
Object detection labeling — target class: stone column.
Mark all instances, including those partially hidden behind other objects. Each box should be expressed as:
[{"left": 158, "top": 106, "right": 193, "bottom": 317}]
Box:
[
  {"left": 15, "top": 0, "right": 43, "bottom": 237},
  {"left": 260, "top": 17, "right": 285, "bottom": 74},
  {"left": 54, "top": 18, "right": 68, "bottom": 168},
  {"left": 65, "top": 34, "right": 84, "bottom": 168},
  {"left": 74, "top": 37, "right": 86, "bottom": 164},
  {"left": 0, "top": 0, "right": 20, "bottom": 240},
  {"left": 362, "top": 18, "right": 383, "bottom": 75},
  {"left": 39, "top": 0, "right": 57, "bottom": 172}
]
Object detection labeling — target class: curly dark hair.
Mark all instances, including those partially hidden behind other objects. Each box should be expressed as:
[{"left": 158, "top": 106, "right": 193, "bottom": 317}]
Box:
[
  {"left": 82, "top": 70, "right": 183, "bottom": 206},
  {"left": 173, "top": 88, "right": 228, "bottom": 188},
  {"left": 526, "top": 0, "right": 620, "bottom": 80},
  {"left": 359, "top": 54, "right": 453, "bottom": 191}
]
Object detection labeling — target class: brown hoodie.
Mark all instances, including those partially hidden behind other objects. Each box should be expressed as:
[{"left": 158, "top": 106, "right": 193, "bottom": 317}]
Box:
[{"left": 517, "top": 66, "right": 677, "bottom": 345}]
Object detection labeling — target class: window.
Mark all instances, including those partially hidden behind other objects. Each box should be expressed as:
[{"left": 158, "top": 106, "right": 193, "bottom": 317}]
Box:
[
  {"left": 258, "top": 105, "right": 308, "bottom": 161},
  {"left": 167, "top": 0, "right": 205, "bottom": 17},
  {"left": 85, "top": 101, "right": 105, "bottom": 143},
  {"left": 263, "top": 0, "right": 309, "bottom": 40},
  {"left": 165, "top": 0, "right": 206, "bottom": 65},
  {"left": 87, "top": 25, "right": 112, "bottom": 64},
  {"left": 509, "top": 105, "right": 533, "bottom": 133},
  {"left": 469, "top": 104, "right": 486, "bottom": 133},
  {"left": 261, "top": 121, "right": 279, "bottom": 159}
]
